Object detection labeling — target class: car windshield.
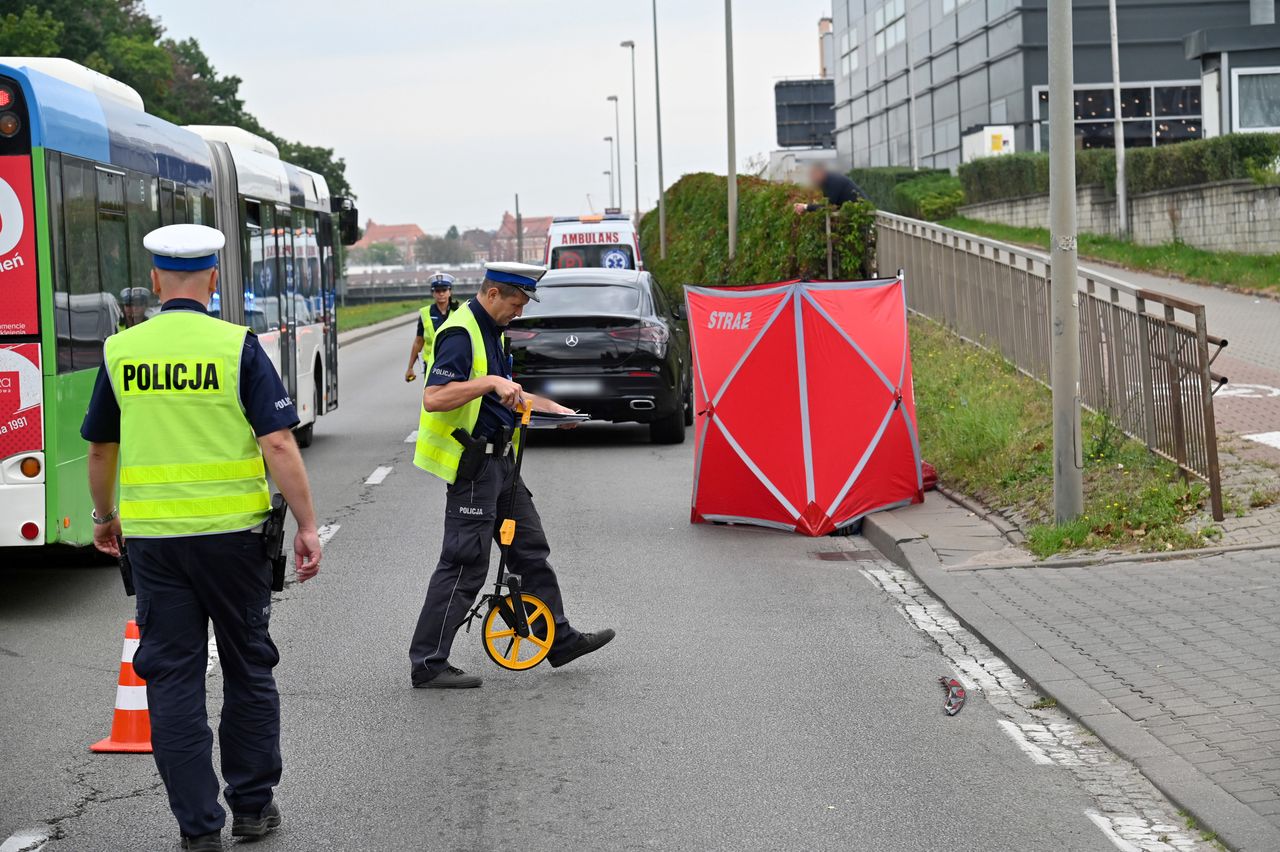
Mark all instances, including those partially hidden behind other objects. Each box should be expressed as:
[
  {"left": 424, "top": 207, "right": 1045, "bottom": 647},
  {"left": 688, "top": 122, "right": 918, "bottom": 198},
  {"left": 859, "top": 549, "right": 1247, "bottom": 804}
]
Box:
[
  {"left": 522, "top": 283, "right": 641, "bottom": 316},
  {"left": 549, "top": 244, "right": 635, "bottom": 270}
]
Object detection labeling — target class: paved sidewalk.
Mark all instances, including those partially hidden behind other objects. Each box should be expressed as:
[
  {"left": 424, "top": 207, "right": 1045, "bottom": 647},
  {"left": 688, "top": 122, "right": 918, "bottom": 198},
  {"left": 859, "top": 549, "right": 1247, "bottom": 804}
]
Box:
[{"left": 864, "top": 494, "right": 1280, "bottom": 852}]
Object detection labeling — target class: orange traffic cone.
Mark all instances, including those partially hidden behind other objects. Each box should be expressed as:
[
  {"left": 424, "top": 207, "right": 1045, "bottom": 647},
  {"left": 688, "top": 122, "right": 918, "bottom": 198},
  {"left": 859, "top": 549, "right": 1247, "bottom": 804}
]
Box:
[{"left": 90, "top": 619, "right": 152, "bottom": 753}]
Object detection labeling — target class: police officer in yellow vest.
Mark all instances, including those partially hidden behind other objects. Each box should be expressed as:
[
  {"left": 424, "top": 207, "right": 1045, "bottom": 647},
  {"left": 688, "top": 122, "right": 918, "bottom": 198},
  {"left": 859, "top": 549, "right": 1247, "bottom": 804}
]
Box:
[
  {"left": 404, "top": 272, "right": 459, "bottom": 382},
  {"left": 409, "top": 261, "right": 615, "bottom": 688},
  {"left": 81, "top": 224, "right": 322, "bottom": 852}
]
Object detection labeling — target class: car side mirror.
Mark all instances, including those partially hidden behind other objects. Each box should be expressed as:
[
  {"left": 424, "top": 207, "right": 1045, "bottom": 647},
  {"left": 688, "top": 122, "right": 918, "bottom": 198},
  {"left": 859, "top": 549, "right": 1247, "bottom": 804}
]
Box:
[{"left": 673, "top": 304, "right": 687, "bottom": 321}]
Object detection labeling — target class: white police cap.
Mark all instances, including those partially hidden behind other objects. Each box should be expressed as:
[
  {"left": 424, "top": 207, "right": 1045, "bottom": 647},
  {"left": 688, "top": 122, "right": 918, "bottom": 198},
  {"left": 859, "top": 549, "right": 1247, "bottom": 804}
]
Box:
[
  {"left": 484, "top": 261, "right": 546, "bottom": 302},
  {"left": 143, "top": 224, "right": 226, "bottom": 271}
]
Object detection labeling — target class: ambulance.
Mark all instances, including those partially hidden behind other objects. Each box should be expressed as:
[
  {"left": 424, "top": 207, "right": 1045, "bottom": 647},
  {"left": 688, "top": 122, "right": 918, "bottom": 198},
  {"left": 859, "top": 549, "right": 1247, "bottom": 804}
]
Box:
[{"left": 544, "top": 212, "right": 642, "bottom": 271}]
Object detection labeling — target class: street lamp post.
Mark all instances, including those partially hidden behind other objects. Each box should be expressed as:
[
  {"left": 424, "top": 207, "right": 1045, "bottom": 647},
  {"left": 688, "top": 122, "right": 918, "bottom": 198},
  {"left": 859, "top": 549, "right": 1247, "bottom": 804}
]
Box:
[
  {"left": 607, "top": 95, "right": 622, "bottom": 210},
  {"left": 1107, "top": 0, "right": 1128, "bottom": 237},
  {"left": 621, "top": 40, "right": 640, "bottom": 227},
  {"left": 651, "top": 0, "right": 667, "bottom": 259},
  {"left": 1048, "top": 0, "right": 1084, "bottom": 522},
  {"left": 604, "top": 137, "right": 616, "bottom": 208},
  {"left": 724, "top": 0, "right": 737, "bottom": 261}
]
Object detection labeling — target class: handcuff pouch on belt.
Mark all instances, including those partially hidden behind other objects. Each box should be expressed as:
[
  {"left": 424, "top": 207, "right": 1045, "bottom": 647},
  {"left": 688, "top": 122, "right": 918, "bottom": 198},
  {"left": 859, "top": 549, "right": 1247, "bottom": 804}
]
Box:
[{"left": 451, "top": 426, "right": 514, "bottom": 482}]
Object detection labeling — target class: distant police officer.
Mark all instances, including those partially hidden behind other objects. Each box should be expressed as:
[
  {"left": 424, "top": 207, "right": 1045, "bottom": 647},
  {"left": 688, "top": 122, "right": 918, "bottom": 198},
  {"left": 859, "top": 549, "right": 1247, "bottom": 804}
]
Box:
[
  {"left": 82, "top": 224, "right": 323, "bottom": 852},
  {"left": 409, "top": 261, "right": 614, "bottom": 688},
  {"left": 404, "top": 272, "right": 460, "bottom": 382}
]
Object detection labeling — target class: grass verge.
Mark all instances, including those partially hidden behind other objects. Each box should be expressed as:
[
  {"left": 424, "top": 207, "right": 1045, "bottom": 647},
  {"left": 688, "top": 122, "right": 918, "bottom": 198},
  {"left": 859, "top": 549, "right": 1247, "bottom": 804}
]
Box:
[
  {"left": 336, "top": 299, "right": 422, "bottom": 332},
  {"left": 938, "top": 216, "right": 1280, "bottom": 296},
  {"left": 910, "top": 317, "right": 1213, "bottom": 557}
]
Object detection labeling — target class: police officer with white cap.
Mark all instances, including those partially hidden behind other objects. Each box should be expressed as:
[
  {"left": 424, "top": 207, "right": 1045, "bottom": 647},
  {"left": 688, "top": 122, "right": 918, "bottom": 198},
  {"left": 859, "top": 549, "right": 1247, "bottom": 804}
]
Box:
[
  {"left": 81, "top": 224, "right": 323, "bottom": 851},
  {"left": 404, "top": 272, "right": 459, "bottom": 382},
  {"left": 409, "top": 261, "right": 615, "bottom": 688}
]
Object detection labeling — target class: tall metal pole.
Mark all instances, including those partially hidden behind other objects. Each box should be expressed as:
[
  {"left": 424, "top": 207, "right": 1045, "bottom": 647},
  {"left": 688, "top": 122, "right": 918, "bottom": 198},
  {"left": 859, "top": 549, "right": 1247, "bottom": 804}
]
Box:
[
  {"left": 604, "top": 137, "right": 616, "bottom": 208},
  {"left": 622, "top": 40, "right": 640, "bottom": 227},
  {"left": 1107, "top": 0, "right": 1127, "bottom": 237},
  {"left": 608, "top": 95, "right": 622, "bottom": 208},
  {"left": 652, "top": 0, "right": 667, "bottom": 259},
  {"left": 514, "top": 193, "right": 523, "bottom": 263},
  {"left": 724, "top": 0, "right": 737, "bottom": 261},
  {"left": 1048, "top": 0, "right": 1084, "bottom": 522}
]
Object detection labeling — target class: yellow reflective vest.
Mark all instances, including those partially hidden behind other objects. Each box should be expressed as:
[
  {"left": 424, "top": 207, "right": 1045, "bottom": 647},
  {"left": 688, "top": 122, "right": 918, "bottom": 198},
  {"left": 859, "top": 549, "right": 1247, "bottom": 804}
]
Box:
[
  {"left": 105, "top": 308, "right": 271, "bottom": 536},
  {"left": 412, "top": 302, "right": 519, "bottom": 483}
]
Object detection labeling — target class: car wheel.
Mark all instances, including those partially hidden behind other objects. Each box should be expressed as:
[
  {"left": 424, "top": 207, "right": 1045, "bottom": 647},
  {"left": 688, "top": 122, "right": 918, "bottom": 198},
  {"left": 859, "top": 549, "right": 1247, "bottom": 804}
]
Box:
[
  {"left": 649, "top": 405, "right": 685, "bottom": 444},
  {"left": 294, "top": 372, "right": 319, "bottom": 449},
  {"left": 682, "top": 374, "right": 694, "bottom": 427}
]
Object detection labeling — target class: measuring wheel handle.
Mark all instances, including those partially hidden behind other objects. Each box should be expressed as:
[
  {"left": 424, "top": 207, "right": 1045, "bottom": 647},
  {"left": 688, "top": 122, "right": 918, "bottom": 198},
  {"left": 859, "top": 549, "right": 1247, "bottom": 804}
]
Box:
[{"left": 499, "top": 574, "right": 531, "bottom": 637}]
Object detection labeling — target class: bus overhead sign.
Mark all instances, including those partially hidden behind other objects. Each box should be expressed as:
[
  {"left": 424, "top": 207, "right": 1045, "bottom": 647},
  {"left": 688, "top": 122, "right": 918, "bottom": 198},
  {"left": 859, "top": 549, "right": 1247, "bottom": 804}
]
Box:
[{"left": 0, "top": 155, "right": 36, "bottom": 336}]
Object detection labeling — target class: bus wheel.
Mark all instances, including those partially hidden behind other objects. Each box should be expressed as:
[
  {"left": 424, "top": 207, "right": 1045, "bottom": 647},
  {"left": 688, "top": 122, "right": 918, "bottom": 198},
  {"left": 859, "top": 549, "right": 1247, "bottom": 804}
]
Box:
[{"left": 294, "top": 368, "right": 319, "bottom": 449}]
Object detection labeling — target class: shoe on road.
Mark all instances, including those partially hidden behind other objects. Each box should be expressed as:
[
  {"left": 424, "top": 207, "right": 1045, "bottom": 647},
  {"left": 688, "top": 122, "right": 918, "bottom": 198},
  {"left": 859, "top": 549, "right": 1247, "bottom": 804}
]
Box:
[
  {"left": 413, "top": 665, "right": 482, "bottom": 689},
  {"left": 181, "top": 833, "right": 222, "bottom": 851},
  {"left": 548, "top": 629, "right": 616, "bottom": 668},
  {"left": 232, "top": 800, "right": 282, "bottom": 838}
]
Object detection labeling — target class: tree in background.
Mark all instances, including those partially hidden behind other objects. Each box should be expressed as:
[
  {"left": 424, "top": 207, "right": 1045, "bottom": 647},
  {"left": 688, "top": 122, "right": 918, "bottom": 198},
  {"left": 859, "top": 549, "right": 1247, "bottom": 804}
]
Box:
[
  {"left": 0, "top": 0, "right": 354, "bottom": 198},
  {"left": 348, "top": 242, "right": 403, "bottom": 266},
  {"left": 415, "top": 234, "right": 471, "bottom": 265},
  {"left": 445, "top": 225, "right": 459, "bottom": 241}
]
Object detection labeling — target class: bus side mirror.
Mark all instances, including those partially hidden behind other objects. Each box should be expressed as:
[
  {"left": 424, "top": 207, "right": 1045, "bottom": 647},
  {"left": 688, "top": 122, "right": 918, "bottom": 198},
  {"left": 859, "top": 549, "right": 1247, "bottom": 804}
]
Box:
[{"left": 331, "top": 196, "right": 360, "bottom": 245}]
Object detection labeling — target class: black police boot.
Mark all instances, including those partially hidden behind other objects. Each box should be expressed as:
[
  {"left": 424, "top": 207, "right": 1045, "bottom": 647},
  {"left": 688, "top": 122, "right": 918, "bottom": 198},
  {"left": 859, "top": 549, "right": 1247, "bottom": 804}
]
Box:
[
  {"left": 180, "top": 832, "right": 223, "bottom": 851},
  {"left": 548, "top": 629, "right": 616, "bottom": 668},
  {"left": 413, "top": 664, "right": 482, "bottom": 689},
  {"left": 231, "top": 800, "right": 281, "bottom": 839}
]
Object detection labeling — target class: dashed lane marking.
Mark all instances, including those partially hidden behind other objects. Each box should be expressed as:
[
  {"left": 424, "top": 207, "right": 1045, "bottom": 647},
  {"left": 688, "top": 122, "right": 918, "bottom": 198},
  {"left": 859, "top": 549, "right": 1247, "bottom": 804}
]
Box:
[
  {"left": 364, "top": 465, "right": 393, "bottom": 486},
  {"left": 318, "top": 524, "right": 340, "bottom": 546},
  {"left": 405, "top": 431, "right": 418, "bottom": 443},
  {"left": 1244, "top": 431, "right": 1280, "bottom": 450},
  {"left": 1, "top": 828, "right": 50, "bottom": 852},
  {"left": 997, "top": 719, "right": 1054, "bottom": 765},
  {"left": 206, "top": 634, "right": 219, "bottom": 676},
  {"left": 857, "top": 564, "right": 1208, "bottom": 851}
]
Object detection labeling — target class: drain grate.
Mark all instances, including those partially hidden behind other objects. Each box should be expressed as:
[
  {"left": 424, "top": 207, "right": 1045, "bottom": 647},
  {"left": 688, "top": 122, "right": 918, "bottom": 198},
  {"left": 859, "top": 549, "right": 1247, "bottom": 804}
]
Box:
[{"left": 812, "top": 550, "right": 881, "bottom": 562}]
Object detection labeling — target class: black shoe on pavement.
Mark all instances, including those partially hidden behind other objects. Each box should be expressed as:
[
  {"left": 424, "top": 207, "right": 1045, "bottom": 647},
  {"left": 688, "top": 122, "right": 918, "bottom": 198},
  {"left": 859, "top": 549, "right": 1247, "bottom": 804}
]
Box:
[
  {"left": 180, "top": 833, "right": 223, "bottom": 851},
  {"left": 413, "top": 665, "right": 482, "bottom": 689},
  {"left": 548, "top": 629, "right": 616, "bottom": 668},
  {"left": 231, "top": 800, "right": 281, "bottom": 839}
]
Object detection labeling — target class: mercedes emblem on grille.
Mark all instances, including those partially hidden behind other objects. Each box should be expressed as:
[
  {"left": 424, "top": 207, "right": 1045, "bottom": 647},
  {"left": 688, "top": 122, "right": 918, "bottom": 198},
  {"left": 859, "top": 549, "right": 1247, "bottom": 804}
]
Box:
[{"left": 565, "top": 335, "right": 579, "bottom": 347}]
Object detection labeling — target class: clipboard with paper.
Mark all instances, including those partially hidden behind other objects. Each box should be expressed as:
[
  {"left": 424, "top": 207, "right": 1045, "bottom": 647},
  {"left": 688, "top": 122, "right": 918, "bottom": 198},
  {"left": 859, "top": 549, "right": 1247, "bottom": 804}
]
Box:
[{"left": 527, "top": 410, "right": 590, "bottom": 429}]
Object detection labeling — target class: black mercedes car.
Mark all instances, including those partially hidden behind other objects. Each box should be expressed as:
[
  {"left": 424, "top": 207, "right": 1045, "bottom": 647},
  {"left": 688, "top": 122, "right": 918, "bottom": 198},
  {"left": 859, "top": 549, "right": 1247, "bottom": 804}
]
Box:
[{"left": 506, "top": 269, "right": 692, "bottom": 443}]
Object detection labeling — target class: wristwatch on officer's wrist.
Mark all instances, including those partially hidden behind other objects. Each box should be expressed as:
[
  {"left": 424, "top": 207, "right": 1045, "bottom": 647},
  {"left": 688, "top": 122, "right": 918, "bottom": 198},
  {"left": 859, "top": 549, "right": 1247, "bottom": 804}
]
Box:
[{"left": 92, "top": 507, "right": 118, "bottom": 525}]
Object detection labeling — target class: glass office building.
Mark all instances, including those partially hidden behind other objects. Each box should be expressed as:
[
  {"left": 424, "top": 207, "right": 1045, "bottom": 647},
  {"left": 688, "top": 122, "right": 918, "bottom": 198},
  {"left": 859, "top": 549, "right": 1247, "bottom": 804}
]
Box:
[{"left": 831, "top": 0, "right": 1253, "bottom": 169}]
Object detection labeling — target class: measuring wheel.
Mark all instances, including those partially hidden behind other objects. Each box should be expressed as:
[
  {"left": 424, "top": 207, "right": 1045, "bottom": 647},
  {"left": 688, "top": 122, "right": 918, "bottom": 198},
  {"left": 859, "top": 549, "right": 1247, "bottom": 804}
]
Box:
[{"left": 483, "top": 593, "right": 556, "bottom": 671}]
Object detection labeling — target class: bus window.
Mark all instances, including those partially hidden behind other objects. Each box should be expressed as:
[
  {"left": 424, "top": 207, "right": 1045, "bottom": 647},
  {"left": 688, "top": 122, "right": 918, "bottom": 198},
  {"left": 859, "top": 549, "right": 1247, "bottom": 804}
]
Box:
[
  {"left": 159, "top": 181, "right": 174, "bottom": 226},
  {"left": 97, "top": 168, "right": 135, "bottom": 331},
  {"left": 47, "top": 153, "right": 74, "bottom": 373},
  {"left": 63, "top": 158, "right": 116, "bottom": 371},
  {"left": 175, "top": 188, "right": 187, "bottom": 224},
  {"left": 125, "top": 171, "right": 157, "bottom": 294}
]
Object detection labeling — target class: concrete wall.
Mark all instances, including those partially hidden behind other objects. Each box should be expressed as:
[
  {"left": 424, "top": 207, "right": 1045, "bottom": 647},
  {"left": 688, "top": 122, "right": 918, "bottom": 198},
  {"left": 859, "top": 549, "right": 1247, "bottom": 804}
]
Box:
[{"left": 957, "top": 180, "right": 1280, "bottom": 254}]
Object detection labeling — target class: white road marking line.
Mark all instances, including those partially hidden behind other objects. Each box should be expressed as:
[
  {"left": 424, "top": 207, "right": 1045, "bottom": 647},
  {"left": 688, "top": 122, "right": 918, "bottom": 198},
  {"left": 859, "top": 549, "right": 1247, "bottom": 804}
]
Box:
[
  {"left": 1, "top": 829, "right": 49, "bottom": 852},
  {"left": 997, "top": 719, "right": 1054, "bottom": 765},
  {"left": 364, "top": 465, "right": 393, "bottom": 486},
  {"left": 1244, "top": 431, "right": 1280, "bottom": 450},
  {"left": 1085, "top": 810, "right": 1143, "bottom": 852},
  {"left": 857, "top": 564, "right": 1207, "bottom": 852},
  {"left": 205, "top": 634, "right": 219, "bottom": 676},
  {"left": 405, "top": 430, "right": 418, "bottom": 443},
  {"left": 318, "top": 523, "right": 340, "bottom": 546}
]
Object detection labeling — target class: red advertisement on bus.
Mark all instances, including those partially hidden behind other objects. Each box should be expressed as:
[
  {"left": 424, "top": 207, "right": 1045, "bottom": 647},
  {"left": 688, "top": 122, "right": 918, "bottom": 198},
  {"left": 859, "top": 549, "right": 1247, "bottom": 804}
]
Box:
[
  {"left": 0, "top": 343, "right": 42, "bottom": 456},
  {"left": 0, "top": 155, "right": 37, "bottom": 336}
]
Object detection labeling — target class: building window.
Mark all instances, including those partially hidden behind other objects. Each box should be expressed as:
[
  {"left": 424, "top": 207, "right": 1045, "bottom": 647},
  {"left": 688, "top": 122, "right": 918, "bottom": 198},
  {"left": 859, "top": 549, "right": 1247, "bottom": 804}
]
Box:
[
  {"left": 1034, "top": 83, "right": 1202, "bottom": 150},
  {"left": 840, "top": 28, "right": 859, "bottom": 77},
  {"left": 873, "top": 0, "right": 905, "bottom": 55},
  {"left": 1233, "top": 68, "right": 1280, "bottom": 132}
]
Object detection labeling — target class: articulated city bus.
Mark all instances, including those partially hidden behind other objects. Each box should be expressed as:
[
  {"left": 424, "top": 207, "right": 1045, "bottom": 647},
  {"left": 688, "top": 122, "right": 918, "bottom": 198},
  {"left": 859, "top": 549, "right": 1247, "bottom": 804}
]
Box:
[{"left": 0, "top": 58, "right": 358, "bottom": 548}]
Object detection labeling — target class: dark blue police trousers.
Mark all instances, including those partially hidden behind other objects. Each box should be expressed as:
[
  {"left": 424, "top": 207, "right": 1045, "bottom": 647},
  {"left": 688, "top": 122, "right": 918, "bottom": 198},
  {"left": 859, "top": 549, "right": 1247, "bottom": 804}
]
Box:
[
  {"left": 130, "top": 531, "right": 281, "bottom": 838},
  {"left": 410, "top": 453, "right": 581, "bottom": 682}
]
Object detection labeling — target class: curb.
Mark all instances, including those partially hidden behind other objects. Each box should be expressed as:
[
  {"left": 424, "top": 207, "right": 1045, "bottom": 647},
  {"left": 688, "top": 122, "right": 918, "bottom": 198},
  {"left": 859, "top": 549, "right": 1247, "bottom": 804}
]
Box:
[
  {"left": 337, "top": 311, "right": 418, "bottom": 348},
  {"left": 863, "top": 507, "right": 1280, "bottom": 852}
]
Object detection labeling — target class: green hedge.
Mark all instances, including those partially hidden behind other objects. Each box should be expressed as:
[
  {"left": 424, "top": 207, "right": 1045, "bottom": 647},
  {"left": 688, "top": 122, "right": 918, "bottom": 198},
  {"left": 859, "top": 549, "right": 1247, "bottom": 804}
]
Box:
[
  {"left": 892, "top": 172, "right": 965, "bottom": 220},
  {"left": 849, "top": 167, "right": 948, "bottom": 211},
  {"left": 960, "top": 133, "right": 1280, "bottom": 204},
  {"left": 639, "top": 173, "right": 876, "bottom": 290}
]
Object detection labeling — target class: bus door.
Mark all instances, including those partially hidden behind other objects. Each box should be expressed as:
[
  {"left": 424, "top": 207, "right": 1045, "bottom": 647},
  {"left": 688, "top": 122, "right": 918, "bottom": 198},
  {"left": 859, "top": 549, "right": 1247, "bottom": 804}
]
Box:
[
  {"left": 319, "top": 215, "right": 339, "bottom": 410},
  {"left": 274, "top": 205, "right": 297, "bottom": 403},
  {"left": 244, "top": 200, "right": 282, "bottom": 376}
]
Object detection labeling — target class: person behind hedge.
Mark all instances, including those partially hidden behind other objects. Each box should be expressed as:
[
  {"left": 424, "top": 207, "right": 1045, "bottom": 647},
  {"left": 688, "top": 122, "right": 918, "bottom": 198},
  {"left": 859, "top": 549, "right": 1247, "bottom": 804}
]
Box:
[{"left": 792, "top": 163, "right": 865, "bottom": 214}]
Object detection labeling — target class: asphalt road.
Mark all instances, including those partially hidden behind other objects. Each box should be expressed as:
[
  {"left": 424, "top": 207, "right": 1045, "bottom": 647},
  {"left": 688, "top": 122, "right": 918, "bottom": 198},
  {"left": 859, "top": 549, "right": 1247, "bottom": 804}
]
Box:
[{"left": 0, "top": 323, "right": 1192, "bottom": 851}]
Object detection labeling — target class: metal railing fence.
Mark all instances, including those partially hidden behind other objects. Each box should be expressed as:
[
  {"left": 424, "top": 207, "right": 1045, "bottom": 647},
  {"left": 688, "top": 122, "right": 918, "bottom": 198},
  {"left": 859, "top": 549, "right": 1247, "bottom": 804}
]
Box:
[{"left": 874, "top": 212, "right": 1227, "bottom": 521}]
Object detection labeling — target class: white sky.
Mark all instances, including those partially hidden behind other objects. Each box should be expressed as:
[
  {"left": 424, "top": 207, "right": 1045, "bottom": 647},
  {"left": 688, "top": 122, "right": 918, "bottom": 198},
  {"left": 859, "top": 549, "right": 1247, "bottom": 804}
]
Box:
[{"left": 144, "top": 0, "right": 828, "bottom": 235}]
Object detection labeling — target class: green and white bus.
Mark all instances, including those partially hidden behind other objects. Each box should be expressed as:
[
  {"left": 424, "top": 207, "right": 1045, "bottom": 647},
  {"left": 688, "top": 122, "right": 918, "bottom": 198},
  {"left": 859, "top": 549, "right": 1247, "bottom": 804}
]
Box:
[{"left": 0, "top": 58, "right": 357, "bottom": 548}]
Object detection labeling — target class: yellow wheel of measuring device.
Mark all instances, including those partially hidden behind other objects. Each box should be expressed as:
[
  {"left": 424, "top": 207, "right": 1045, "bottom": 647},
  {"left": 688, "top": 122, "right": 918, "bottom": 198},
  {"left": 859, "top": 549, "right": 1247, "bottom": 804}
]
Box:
[{"left": 483, "top": 593, "right": 556, "bottom": 671}]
